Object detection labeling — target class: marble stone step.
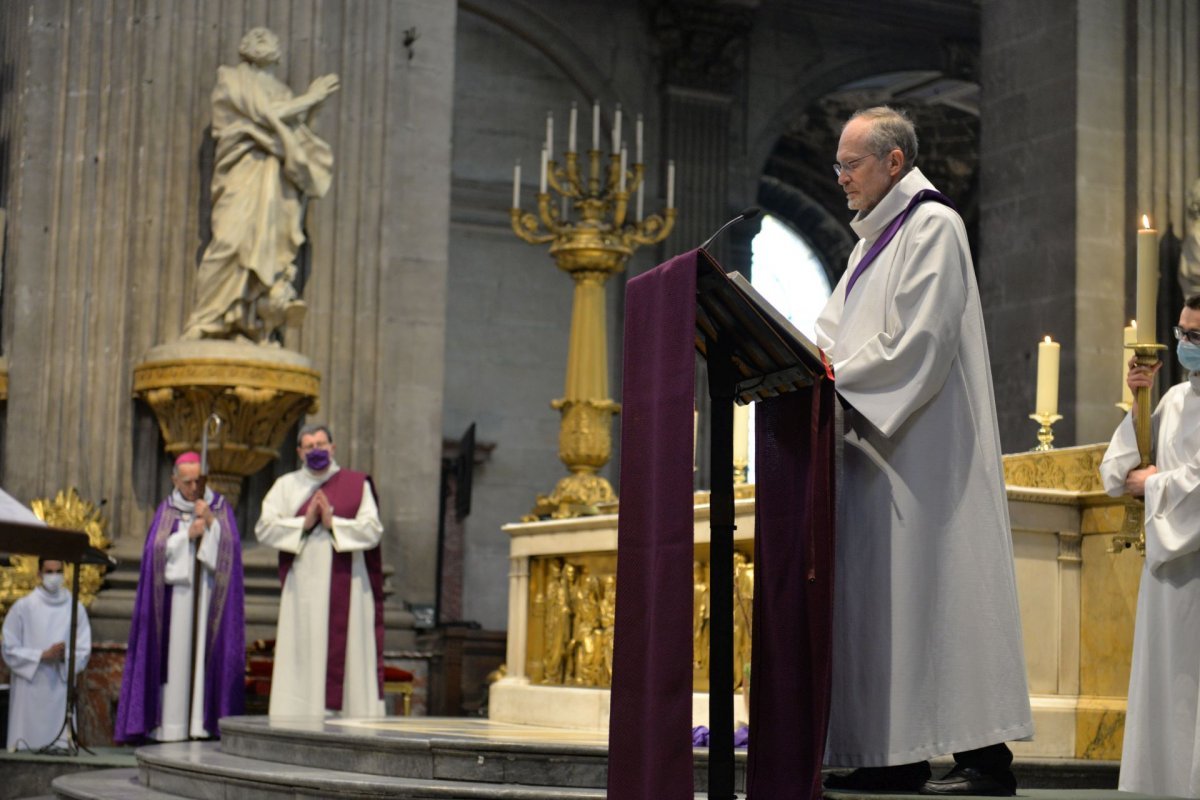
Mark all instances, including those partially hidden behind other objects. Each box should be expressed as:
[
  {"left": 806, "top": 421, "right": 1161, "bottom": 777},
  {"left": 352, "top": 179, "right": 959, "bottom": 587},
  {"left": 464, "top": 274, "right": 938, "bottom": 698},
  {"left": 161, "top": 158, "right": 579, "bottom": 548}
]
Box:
[
  {"left": 50, "top": 750, "right": 714, "bottom": 800},
  {"left": 218, "top": 715, "right": 748, "bottom": 791}
]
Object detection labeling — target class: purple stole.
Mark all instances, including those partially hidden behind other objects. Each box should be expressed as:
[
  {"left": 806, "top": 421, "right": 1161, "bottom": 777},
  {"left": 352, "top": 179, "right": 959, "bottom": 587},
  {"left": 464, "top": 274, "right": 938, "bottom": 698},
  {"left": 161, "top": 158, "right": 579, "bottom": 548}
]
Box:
[
  {"left": 277, "top": 469, "right": 386, "bottom": 710},
  {"left": 844, "top": 188, "right": 956, "bottom": 296},
  {"left": 606, "top": 249, "right": 836, "bottom": 799}
]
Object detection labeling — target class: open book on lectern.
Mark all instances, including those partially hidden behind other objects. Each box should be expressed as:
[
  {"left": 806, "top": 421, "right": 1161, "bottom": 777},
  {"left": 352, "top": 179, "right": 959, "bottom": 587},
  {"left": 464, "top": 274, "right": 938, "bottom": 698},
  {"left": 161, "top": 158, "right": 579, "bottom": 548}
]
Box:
[{"left": 694, "top": 251, "right": 826, "bottom": 405}]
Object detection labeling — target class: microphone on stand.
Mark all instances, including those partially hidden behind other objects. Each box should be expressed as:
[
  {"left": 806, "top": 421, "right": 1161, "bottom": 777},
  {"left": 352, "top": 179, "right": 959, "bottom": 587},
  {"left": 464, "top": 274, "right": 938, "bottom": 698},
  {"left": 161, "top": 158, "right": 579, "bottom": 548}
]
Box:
[{"left": 699, "top": 207, "right": 762, "bottom": 252}]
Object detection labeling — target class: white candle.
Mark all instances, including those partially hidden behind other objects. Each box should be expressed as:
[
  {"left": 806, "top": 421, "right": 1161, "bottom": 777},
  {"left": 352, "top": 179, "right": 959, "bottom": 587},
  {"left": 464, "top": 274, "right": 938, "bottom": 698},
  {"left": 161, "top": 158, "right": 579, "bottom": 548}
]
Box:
[
  {"left": 733, "top": 404, "right": 750, "bottom": 468},
  {"left": 592, "top": 101, "right": 600, "bottom": 151},
  {"left": 667, "top": 160, "right": 675, "bottom": 208},
  {"left": 637, "top": 180, "right": 644, "bottom": 221},
  {"left": 512, "top": 161, "right": 520, "bottom": 208},
  {"left": 1035, "top": 336, "right": 1060, "bottom": 416},
  {"left": 1122, "top": 321, "right": 1136, "bottom": 406},
  {"left": 612, "top": 105, "right": 622, "bottom": 154},
  {"left": 636, "top": 114, "right": 644, "bottom": 163},
  {"left": 545, "top": 112, "right": 553, "bottom": 161},
  {"left": 568, "top": 103, "right": 578, "bottom": 153},
  {"left": 619, "top": 147, "right": 627, "bottom": 192},
  {"left": 1137, "top": 215, "right": 1158, "bottom": 344},
  {"left": 539, "top": 148, "right": 547, "bottom": 194}
]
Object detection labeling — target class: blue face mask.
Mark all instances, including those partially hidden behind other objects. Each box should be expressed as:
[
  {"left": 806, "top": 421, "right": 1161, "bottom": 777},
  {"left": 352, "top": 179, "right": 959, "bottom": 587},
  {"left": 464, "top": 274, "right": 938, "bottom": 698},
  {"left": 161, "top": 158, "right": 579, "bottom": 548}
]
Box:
[{"left": 1178, "top": 341, "right": 1200, "bottom": 372}]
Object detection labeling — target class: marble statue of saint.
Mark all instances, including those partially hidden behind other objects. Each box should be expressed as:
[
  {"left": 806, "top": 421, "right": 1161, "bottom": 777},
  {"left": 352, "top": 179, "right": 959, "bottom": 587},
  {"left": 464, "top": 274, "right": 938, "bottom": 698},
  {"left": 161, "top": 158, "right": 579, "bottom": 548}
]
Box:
[
  {"left": 181, "top": 27, "right": 339, "bottom": 344},
  {"left": 1181, "top": 178, "right": 1200, "bottom": 297}
]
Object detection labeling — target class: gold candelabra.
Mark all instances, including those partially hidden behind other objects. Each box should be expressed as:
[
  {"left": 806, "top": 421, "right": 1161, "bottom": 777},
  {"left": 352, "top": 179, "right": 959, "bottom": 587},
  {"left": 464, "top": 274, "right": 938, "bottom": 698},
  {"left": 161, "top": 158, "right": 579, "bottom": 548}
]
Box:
[
  {"left": 512, "top": 102, "right": 677, "bottom": 519},
  {"left": 1110, "top": 342, "right": 1165, "bottom": 553}
]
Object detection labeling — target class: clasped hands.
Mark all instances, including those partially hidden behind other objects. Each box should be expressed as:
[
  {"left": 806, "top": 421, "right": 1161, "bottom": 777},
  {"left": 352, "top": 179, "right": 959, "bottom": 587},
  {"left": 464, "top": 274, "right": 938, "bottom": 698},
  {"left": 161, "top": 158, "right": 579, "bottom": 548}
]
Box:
[
  {"left": 42, "top": 641, "right": 66, "bottom": 663},
  {"left": 1123, "top": 355, "right": 1162, "bottom": 498},
  {"left": 187, "top": 498, "right": 216, "bottom": 540},
  {"left": 302, "top": 489, "right": 335, "bottom": 533}
]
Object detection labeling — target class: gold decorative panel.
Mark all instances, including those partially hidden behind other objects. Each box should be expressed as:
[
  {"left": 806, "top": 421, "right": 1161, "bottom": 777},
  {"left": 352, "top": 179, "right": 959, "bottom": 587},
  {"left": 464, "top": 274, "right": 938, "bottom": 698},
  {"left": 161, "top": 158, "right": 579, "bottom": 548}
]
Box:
[{"left": 526, "top": 544, "right": 754, "bottom": 691}]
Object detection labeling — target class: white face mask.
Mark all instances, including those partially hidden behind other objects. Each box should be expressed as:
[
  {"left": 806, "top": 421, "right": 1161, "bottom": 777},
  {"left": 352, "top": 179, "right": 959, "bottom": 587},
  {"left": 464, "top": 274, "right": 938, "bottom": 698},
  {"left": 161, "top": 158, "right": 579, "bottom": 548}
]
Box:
[{"left": 42, "top": 572, "right": 65, "bottom": 593}]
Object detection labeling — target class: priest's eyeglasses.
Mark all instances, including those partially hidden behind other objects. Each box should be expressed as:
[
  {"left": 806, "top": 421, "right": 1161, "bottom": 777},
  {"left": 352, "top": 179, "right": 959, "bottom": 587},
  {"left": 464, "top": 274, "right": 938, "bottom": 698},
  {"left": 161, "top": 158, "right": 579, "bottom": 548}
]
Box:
[
  {"left": 832, "top": 153, "right": 877, "bottom": 177},
  {"left": 1173, "top": 326, "right": 1200, "bottom": 345}
]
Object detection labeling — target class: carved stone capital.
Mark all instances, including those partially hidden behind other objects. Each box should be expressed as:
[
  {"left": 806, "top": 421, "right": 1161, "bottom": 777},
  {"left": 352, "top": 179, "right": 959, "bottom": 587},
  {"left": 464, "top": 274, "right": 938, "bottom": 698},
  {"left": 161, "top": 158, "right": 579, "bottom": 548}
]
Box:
[{"left": 1002, "top": 444, "right": 1107, "bottom": 493}]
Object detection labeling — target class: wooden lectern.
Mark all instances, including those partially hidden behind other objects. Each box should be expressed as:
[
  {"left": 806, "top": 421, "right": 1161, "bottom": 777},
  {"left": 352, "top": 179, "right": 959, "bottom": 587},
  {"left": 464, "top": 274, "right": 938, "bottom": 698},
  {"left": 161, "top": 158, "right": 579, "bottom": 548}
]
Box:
[
  {"left": 608, "top": 246, "right": 833, "bottom": 800},
  {"left": 0, "top": 519, "right": 111, "bottom": 753},
  {"left": 695, "top": 251, "right": 826, "bottom": 799}
]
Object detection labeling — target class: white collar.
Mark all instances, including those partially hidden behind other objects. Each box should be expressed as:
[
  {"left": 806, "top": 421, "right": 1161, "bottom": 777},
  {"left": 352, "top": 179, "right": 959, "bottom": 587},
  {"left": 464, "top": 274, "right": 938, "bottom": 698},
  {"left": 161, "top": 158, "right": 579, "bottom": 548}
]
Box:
[{"left": 849, "top": 167, "right": 936, "bottom": 242}]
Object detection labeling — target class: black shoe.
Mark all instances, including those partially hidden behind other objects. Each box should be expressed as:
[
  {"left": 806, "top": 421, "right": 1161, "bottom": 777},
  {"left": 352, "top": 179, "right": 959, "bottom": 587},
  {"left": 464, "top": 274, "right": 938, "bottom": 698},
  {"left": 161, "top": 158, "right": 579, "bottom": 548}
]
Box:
[
  {"left": 825, "top": 762, "right": 932, "bottom": 792},
  {"left": 919, "top": 765, "right": 1017, "bottom": 796}
]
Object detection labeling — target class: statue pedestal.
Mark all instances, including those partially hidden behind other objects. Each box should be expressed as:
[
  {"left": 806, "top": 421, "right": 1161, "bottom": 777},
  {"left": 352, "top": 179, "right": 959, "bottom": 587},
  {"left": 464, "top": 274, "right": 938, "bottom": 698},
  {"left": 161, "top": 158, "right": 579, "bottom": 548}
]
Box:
[{"left": 132, "top": 341, "right": 320, "bottom": 506}]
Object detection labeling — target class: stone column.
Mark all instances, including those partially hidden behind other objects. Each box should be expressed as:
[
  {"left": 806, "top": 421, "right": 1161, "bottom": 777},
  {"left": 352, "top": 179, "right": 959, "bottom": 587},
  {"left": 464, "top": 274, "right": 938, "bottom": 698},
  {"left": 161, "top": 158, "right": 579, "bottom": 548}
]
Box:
[
  {"left": 504, "top": 554, "right": 531, "bottom": 681},
  {"left": 655, "top": 1, "right": 755, "bottom": 486}
]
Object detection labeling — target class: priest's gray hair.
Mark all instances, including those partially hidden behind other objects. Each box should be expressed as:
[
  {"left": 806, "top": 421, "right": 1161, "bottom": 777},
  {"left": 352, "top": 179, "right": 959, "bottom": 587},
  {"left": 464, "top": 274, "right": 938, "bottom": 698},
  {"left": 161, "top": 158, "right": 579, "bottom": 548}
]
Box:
[
  {"left": 298, "top": 423, "right": 334, "bottom": 443},
  {"left": 848, "top": 106, "right": 918, "bottom": 173},
  {"left": 239, "top": 27, "right": 282, "bottom": 67}
]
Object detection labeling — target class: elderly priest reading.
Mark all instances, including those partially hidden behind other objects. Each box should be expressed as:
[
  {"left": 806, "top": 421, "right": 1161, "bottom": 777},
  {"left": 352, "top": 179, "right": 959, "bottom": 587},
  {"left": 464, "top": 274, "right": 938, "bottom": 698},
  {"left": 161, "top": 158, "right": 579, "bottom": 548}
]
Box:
[{"left": 816, "top": 106, "right": 1033, "bottom": 797}]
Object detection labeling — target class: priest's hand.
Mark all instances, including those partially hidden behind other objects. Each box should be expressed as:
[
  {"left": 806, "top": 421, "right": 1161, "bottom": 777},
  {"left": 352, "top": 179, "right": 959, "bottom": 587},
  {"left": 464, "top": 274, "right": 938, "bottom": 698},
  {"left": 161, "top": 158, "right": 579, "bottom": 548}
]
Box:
[
  {"left": 313, "top": 489, "right": 334, "bottom": 528},
  {"left": 1126, "top": 356, "right": 1162, "bottom": 389},
  {"left": 42, "top": 642, "right": 65, "bottom": 662},
  {"left": 1125, "top": 465, "right": 1158, "bottom": 497}
]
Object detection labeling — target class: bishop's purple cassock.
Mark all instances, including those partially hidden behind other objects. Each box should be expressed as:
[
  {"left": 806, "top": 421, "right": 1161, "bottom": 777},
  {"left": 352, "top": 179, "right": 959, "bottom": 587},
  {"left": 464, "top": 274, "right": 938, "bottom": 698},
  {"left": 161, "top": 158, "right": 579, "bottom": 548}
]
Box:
[{"left": 114, "top": 489, "right": 245, "bottom": 742}]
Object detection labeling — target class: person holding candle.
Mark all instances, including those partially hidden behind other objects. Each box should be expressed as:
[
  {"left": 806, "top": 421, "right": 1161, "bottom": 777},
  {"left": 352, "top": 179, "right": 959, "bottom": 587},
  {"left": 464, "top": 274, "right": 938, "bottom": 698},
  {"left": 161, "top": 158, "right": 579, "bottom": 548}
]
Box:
[
  {"left": 816, "top": 106, "right": 1032, "bottom": 796},
  {"left": 1100, "top": 295, "right": 1200, "bottom": 799}
]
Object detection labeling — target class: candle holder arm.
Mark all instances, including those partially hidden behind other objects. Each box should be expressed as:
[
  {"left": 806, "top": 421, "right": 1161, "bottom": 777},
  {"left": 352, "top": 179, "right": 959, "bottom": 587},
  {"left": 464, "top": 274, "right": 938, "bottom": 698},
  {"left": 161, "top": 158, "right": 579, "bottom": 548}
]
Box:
[
  {"left": 623, "top": 209, "right": 677, "bottom": 247},
  {"left": 510, "top": 207, "right": 555, "bottom": 245}
]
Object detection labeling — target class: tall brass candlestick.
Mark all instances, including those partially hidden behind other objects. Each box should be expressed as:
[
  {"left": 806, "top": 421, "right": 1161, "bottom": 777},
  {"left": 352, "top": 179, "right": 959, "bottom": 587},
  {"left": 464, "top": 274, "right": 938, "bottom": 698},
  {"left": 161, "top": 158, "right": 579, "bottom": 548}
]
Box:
[
  {"left": 1111, "top": 342, "right": 1166, "bottom": 553},
  {"left": 512, "top": 105, "right": 677, "bottom": 519}
]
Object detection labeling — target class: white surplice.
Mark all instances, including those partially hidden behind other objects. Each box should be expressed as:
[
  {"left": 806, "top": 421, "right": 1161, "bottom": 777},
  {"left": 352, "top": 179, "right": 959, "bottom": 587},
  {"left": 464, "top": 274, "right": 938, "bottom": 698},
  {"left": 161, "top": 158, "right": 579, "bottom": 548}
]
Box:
[
  {"left": 814, "top": 168, "right": 1033, "bottom": 766},
  {"left": 2, "top": 585, "right": 90, "bottom": 751},
  {"left": 1101, "top": 375, "right": 1200, "bottom": 798},
  {"left": 154, "top": 488, "right": 221, "bottom": 741},
  {"left": 255, "top": 462, "right": 385, "bottom": 719}
]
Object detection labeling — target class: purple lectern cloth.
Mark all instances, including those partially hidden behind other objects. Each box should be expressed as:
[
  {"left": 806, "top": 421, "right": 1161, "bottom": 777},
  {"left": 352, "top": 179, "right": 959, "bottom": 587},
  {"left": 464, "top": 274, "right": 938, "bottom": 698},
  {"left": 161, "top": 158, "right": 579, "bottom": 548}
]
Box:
[
  {"left": 115, "top": 493, "right": 245, "bottom": 743},
  {"left": 747, "top": 385, "right": 836, "bottom": 799},
  {"left": 607, "top": 250, "right": 699, "bottom": 800},
  {"left": 606, "top": 247, "right": 837, "bottom": 799}
]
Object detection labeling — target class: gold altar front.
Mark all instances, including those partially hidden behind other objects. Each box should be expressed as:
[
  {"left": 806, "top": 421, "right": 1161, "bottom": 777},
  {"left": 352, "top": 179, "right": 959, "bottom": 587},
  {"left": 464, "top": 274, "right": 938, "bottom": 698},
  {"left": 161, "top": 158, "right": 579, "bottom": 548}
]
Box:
[{"left": 490, "top": 443, "right": 1141, "bottom": 760}]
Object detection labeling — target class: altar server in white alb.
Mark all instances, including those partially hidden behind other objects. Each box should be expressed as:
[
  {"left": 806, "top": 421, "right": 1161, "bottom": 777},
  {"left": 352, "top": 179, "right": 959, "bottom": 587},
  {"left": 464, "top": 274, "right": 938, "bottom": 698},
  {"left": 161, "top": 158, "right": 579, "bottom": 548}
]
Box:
[
  {"left": 1101, "top": 295, "right": 1200, "bottom": 799},
  {"left": 3, "top": 558, "right": 91, "bottom": 752},
  {"left": 816, "top": 106, "right": 1032, "bottom": 797},
  {"left": 255, "top": 424, "right": 386, "bottom": 719}
]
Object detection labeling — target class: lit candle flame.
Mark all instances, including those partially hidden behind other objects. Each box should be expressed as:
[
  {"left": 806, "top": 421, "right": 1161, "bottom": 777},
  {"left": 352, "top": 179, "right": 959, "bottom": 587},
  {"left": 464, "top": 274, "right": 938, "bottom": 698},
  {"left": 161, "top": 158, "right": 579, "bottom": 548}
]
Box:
[
  {"left": 1142, "top": 214, "right": 1152, "bottom": 230},
  {"left": 1044, "top": 335, "right": 1052, "bottom": 344}
]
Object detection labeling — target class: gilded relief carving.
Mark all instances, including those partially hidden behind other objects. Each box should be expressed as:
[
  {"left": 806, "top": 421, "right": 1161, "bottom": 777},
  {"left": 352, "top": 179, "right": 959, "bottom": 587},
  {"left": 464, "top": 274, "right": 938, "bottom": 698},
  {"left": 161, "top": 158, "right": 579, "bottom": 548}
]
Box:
[
  {"left": 1003, "top": 445, "right": 1107, "bottom": 492},
  {"left": 527, "top": 550, "right": 754, "bottom": 691}
]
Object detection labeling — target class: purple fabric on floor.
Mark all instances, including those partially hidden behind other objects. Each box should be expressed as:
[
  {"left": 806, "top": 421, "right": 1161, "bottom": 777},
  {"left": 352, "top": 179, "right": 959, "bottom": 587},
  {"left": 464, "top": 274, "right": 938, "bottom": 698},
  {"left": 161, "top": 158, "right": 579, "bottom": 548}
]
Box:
[
  {"left": 692, "top": 726, "right": 709, "bottom": 747},
  {"left": 734, "top": 725, "right": 749, "bottom": 748},
  {"left": 607, "top": 250, "right": 699, "bottom": 800},
  {"left": 747, "top": 385, "right": 837, "bottom": 799}
]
